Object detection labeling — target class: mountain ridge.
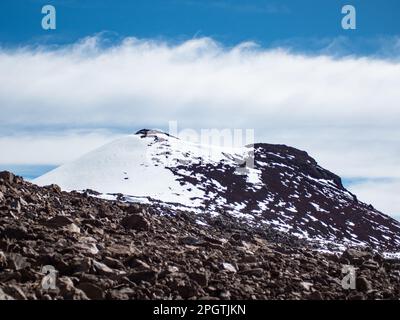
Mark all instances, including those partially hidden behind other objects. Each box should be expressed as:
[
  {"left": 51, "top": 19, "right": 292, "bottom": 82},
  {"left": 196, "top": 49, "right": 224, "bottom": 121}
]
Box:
[{"left": 33, "top": 129, "right": 400, "bottom": 253}]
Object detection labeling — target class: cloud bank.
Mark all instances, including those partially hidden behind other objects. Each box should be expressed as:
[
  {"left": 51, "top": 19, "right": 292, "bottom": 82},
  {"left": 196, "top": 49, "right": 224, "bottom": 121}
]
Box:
[{"left": 0, "top": 36, "right": 399, "bottom": 216}]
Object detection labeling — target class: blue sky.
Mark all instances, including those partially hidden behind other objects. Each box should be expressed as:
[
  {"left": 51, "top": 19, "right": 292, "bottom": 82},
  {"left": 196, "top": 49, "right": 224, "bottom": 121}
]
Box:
[
  {"left": 1, "top": 0, "right": 400, "bottom": 55},
  {"left": 0, "top": 1, "right": 399, "bottom": 219}
]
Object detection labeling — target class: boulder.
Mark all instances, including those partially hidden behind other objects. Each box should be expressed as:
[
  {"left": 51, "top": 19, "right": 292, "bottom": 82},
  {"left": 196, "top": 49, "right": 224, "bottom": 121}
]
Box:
[
  {"left": 0, "top": 288, "right": 14, "bottom": 300},
  {"left": 180, "top": 236, "right": 203, "bottom": 246},
  {"left": 46, "top": 216, "right": 75, "bottom": 228},
  {"left": 77, "top": 282, "right": 104, "bottom": 300},
  {"left": 2, "top": 285, "right": 27, "bottom": 300},
  {"left": 177, "top": 281, "right": 199, "bottom": 299},
  {"left": 121, "top": 214, "right": 150, "bottom": 231},
  {"left": 221, "top": 262, "right": 237, "bottom": 273},
  {"left": 58, "top": 277, "right": 89, "bottom": 300},
  {"left": 341, "top": 249, "right": 372, "bottom": 265},
  {"left": 188, "top": 272, "right": 208, "bottom": 287},
  {"left": 2, "top": 226, "right": 29, "bottom": 240},
  {"left": 92, "top": 260, "right": 117, "bottom": 276},
  {"left": 125, "top": 257, "right": 150, "bottom": 270},
  {"left": 239, "top": 268, "right": 264, "bottom": 277},
  {"left": 0, "top": 171, "right": 14, "bottom": 184},
  {"left": 128, "top": 270, "right": 158, "bottom": 284},
  {"left": 356, "top": 277, "right": 372, "bottom": 292},
  {"left": 308, "top": 291, "right": 323, "bottom": 300},
  {"left": 103, "top": 257, "right": 125, "bottom": 270}
]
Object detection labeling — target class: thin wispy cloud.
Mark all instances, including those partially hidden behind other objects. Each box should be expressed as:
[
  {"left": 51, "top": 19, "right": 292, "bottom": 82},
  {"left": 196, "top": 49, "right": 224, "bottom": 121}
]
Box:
[{"left": 269, "top": 36, "right": 400, "bottom": 60}]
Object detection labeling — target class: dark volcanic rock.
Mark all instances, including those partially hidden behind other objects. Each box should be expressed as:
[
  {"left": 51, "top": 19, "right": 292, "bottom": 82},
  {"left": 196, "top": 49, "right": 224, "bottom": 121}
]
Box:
[
  {"left": 188, "top": 272, "right": 208, "bottom": 287},
  {"left": 0, "top": 171, "right": 14, "bottom": 184},
  {"left": 2, "top": 226, "right": 29, "bottom": 240},
  {"left": 0, "top": 172, "right": 399, "bottom": 300},
  {"left": 128, "top": 270, "right": 158, "bottom": 284},
  {"left": 121, "top": 214, "right": 150, "bottom": 231},
  {"left": 77, "top": 282, "right": 104, "bottom": 300},
  {"left": 356, "top": 277, "right": 372, "bottom": 292},
  {"left": 46, "top": 216, "right": 75, "bottom": 228},
  {"left": 0, "top": 288, "right": 14, "bottom": 300}
]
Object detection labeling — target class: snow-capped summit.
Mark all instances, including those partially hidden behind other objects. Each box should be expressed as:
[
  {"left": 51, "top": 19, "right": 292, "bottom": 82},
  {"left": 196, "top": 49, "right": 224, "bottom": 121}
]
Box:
[{"left": 34, "top": 129, "right": 400, "bottom": 252}]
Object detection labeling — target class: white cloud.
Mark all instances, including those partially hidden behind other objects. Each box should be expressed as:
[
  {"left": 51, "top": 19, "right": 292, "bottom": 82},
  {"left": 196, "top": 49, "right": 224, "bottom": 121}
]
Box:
[
  {"left": 0, "top": 36, "right": 399, "bottom": 217},
  {"left": 0, "top": 131, "right": 119, "bottom": 165},
  {"left": 1, "top": 36, "right": 399, "bottom": 129},
  {"left": 349, "top": 179, "right": 400, "bottom": 221}
]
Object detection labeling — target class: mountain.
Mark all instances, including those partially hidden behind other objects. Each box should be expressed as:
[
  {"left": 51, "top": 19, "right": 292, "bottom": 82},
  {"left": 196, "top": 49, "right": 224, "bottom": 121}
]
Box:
[{"left": 34, "top": 129, "right": 400, "bottom": 253}]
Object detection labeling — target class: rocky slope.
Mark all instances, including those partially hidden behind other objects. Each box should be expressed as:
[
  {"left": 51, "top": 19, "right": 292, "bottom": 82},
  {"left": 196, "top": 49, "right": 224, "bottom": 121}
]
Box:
[
  {"left": 34, "top": 129, "right": 400, "bottom": 252},
  {"left": 1, "top": 171, "right": 400, "bottom": 300}
]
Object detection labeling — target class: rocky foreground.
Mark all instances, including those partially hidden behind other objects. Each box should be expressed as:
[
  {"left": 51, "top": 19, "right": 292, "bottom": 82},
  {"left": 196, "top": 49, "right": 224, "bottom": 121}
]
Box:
[{"left": 0, "top": 171, "right": 399, "bottom": 300}]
